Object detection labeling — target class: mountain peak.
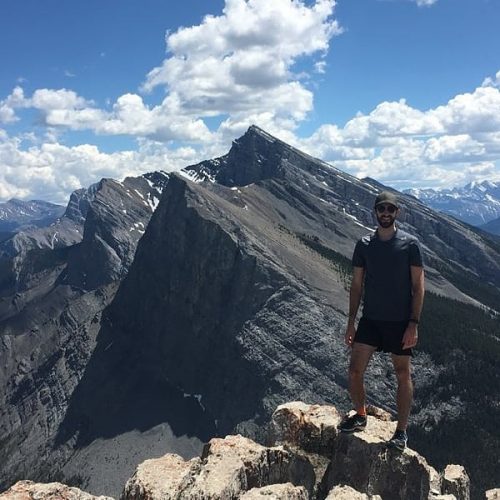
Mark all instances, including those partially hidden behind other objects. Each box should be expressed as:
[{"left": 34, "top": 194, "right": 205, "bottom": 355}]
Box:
[
  {"left": 403, "top": 180, "right": 500, "bottom": 226},
  {"left": 245, "top": 124, "right": 278, "bottom": 142},
  {"left": 185, "top": 125, "right": 343, "bottom": 188},
  {"left": 183, "top": 125, "right": 289, "bottom": 187}
]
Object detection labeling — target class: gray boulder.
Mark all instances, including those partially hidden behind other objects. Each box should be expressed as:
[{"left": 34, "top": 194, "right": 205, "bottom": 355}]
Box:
[{"left": 0, "top": 480, "right": 112, "bottom": 500}]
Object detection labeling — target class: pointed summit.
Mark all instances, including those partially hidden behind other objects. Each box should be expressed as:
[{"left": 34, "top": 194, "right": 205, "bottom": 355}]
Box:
[
  {"left": 183, "top": 125, "right": 287, "bottom": 187},
  {"left": 184, "top": 125, "right": 345, "bottom": 188}
]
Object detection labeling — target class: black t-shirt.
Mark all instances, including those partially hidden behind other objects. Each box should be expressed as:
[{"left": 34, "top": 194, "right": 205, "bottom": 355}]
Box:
[{"left": 352, "top": 229, "right": 423, "bottom": 322}]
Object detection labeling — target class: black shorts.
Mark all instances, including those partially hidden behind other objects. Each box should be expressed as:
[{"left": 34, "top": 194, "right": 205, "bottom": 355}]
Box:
[{"left": 354, "top": 317, "right": 412, "bottom": 356}]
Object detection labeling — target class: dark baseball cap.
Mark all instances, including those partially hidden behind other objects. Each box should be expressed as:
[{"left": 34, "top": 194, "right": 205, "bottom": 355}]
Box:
[{"left": 374, "top": 191, "right": 399, "bottom": 208}]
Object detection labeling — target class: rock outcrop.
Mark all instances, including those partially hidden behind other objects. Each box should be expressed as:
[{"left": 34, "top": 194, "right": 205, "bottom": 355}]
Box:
[
  {"left": 272, "top": 402, "right": 464, "bottom": 500},
  {"left": 325, "top": 485, "right": 381, "bottom": 499},
  {"left": 241, "top": 483, "right": 309, "bottom": 499},
  {"left": 272, "top": 401, "right": 342, "bottom": 455},
  {"left": 122, "top": 434, "right": 314, "bottom": 499},
  {"left": 122, "top": 402, "right": 477, "bottom": 499},
  {"left": 0, "top": 404, "right": 495, "bottom": 499},
  {"left": 442, "top": 465, "right": 470, "bottom": 500},
  {"left": 117, "top": 402, "right": 477, "bottom": 499},
  {"left": 0, "top": 481, "right": 113, "bottom": 500},
  {"left": 121, "top": 454, "right": 201, "bottom": 500}
]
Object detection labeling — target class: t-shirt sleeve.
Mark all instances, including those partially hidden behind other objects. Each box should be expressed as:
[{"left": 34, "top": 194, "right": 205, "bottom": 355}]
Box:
[
  {"left": 352, "top": 240, "right": 365, "bottom": 267},
  {"left": 409, "top": 239, "right": 424, "bottom": 267}
]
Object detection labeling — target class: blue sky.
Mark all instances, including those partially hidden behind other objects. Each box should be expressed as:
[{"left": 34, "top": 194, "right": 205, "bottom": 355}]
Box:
[{"left": 1, "top": 0, "right": 499, "bottom": 203}]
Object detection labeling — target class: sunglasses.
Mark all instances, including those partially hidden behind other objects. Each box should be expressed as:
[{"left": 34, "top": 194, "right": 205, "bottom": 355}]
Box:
[{"left": 376, "top": 204, "right": 397, "bottom": 214}]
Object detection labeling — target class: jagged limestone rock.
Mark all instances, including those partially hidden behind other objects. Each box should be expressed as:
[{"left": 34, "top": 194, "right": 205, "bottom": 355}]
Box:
[
  {"left": 0, "top": 480, "right": 113, "bottom": 500},
  {"left": 441, "top": 465, "right": 470, "bottom": 500},
  {"left": 189, "top": 434, "right": 315, "bottom": 498},
  {"left": 365, "top": 405, "right": 393, "bottom": 422},
  {"left": 486, "top": 490, "right": 500, "bottom": 500},
  {"left": 118, "top": 403, "right": 471, "bottom": 500},
  {"left": 272, "top": 401, "right": 342, "bottom": 455},
  {"left": 271, "top": 402, "right": 341, "bottom": 497},
  {"left": 121, "top": 454, "right": 201, "bottom": 500},
  {"left": 121, "top": 434, "right": 315, "bottom": 500},
  {"left": 240, "top": 483, "right": 309, "bottom": 499},
  {"left": 273, "top": 402, "right": 465, "bottom": 500},
  {"left": 325, "top": 484, "right": 382, "bottom": 499},
  {"left": 318, "top": 415, "right": 442, "bottom": 500},
  {"left": 1, "top": 402, "right": 473, "bottom": 500}
]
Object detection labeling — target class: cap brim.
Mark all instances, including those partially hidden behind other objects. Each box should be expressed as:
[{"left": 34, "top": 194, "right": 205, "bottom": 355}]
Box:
[{"left": 374, "top": 201, "right": 398, "bottom": 208}]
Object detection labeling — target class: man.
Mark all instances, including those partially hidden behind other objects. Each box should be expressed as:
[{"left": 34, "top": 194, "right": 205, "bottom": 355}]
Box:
[{"left": 338, "top": 191, "right": 425, "bottom": 451}]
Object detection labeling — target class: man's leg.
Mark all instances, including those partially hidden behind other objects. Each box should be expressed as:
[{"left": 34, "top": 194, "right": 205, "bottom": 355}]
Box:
[
  {"left": 349, "top": 342, "right": 377, "bottom": 413},
  {"left": 391, "top": 354, "right": 413, "bottom": 430}
]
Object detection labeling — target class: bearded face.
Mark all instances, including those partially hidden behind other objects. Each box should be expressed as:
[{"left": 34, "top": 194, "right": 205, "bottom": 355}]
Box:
[{"left": 375, "top": 204, "right": 399, "bottom": 228}]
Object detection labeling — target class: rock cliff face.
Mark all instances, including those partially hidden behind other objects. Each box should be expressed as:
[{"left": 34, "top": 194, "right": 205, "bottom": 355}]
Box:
[
  {"left": 0, "top": 172, "right": 168, "bottom": 491},
  {"left": 1, "top": 127, "right": 499, "bottom": 498},
  {"left": 186, "top": 127, "right": 500, "bottom": 300},
  {"left": 63, "top": 173, "right": 168, "bottom": 290},
  {"left": 0, "top": 184, "right": 97, "bottom": 299}
]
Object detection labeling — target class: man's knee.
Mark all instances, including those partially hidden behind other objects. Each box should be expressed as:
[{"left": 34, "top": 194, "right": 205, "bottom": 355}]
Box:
[
  {"left": 349, "top": 363, "right": 367, "bottom": 380},
  {"left": 394, "top": 364, "right": 412, "bottom": 383},
  {"left": 348, "top": 344, "right": 375, "bottom": 381}
]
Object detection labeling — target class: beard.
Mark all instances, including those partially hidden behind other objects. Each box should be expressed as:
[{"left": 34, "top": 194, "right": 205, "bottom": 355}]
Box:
[{"left": 376, "top": 213, "right": 396, "bottom": 228}]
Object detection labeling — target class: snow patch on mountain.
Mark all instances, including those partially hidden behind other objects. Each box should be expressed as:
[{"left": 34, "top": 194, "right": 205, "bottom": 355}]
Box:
[{"left": 404, "top": 180, "right": 500, "bottom": 226}]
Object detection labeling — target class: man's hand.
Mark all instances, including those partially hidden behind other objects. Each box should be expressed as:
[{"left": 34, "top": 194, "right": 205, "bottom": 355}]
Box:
[
  {"left": 402, "top": 323, "right": 418, "bottom": 349},
  {"left": 345, "top": 323, "right": 356, "bottom": 347}
]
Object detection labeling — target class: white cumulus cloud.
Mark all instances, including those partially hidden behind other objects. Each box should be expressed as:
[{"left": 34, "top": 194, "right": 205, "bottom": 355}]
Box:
[
  {"left": 1, "top": 0, "right": 339, "bottom": 143},
  {"left": 482, "top": 70, "right": 500, "bottom": 89},
  {"left": 299, "top": 74, "right": 500, "bottom": 189},
  {"left": 0, "top": 131, "right": 202, "bottom": 204},
  {"left": 0, "top": 87, "right": 28, "bottom": 124},
  {"left": 141, "top": 0, "right": 340, "bottom": 130},
  {"left": 9, "top": 88, "right": 212, "bottom": 142}
]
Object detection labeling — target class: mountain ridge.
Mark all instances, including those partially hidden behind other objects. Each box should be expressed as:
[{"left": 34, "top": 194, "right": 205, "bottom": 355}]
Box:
[
  {"left": 0, "top": 126, "right": 499, "bottom": 498},
  {"left": 0, "top": 199, "right": 65, "bottom": 233},
  {"left": 404, "top": 180, "right": 500, "bottom": 227}
]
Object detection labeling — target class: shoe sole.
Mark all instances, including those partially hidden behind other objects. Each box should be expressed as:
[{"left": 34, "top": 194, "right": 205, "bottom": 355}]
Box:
[{"left": 338, "top": 425, "right": 367, "bottom": 433}]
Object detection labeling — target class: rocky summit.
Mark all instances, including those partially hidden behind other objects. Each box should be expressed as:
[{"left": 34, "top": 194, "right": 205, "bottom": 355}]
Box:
[
  {"left": 0, "top": 402, "right": 476, "bottom": 499},
  {"left": 0, "top": 126, "right": 499, "bottom": 498}
]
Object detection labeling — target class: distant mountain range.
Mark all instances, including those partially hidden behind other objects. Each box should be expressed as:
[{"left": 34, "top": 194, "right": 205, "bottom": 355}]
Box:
[
  {"left": 0, "top": 199, "right": 65, "bottom": 233},
  {"left": 404, "top": 180, "right": 500, "bottom": 229},
  {"left": 0, "top": 127, "right": 499, "bottom": 498}
]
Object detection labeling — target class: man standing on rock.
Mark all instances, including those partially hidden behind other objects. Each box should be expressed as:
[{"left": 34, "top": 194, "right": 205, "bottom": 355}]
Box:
[{"left": 338, "top": 191, "right": 425, "bottom": 450}]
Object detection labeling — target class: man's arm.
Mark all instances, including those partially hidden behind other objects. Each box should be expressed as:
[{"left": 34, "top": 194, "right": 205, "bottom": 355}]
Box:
[
  {"left": 402, "top": 265, "right": 425, "bottom": 349},
  {"left": 345, "top": 266, "right": 365, "bottom": 346}
]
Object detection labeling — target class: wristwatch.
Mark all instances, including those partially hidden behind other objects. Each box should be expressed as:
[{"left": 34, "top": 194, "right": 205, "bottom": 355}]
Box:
[{"left": 409, "top": 318, "right": 419, "bottom": 324}]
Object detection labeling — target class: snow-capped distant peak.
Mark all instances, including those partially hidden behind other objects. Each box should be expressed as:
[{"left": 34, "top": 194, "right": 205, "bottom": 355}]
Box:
[{"left": 403, "top": 180, "right": 500, "bottom": 226}]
